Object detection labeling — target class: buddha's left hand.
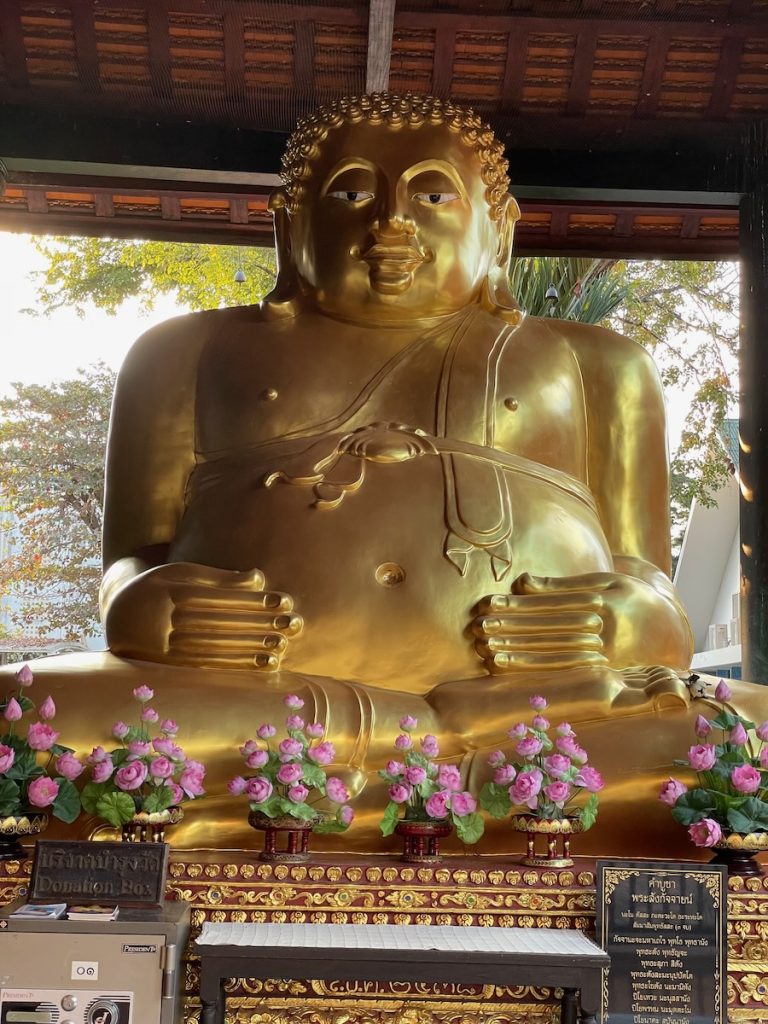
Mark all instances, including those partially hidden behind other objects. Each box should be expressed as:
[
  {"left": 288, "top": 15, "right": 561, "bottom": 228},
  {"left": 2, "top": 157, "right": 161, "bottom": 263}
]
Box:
[{"left": 472, "top": 569, "right": 693, "bottom": 674}]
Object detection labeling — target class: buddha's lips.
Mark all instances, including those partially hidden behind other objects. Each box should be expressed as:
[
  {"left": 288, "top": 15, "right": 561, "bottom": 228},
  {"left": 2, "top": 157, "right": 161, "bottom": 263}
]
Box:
[{"left": 359, "top": 244, "right": 429, "bottom": 274}]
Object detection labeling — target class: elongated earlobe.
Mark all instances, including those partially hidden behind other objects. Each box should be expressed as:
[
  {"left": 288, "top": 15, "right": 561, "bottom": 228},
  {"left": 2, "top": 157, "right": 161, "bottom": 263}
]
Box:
[
  {"left": 261, "top": 188, "right": 304, "bottom": 320},
  {"left": 481, "top": 196, "right": 523, "bottom": 325}
]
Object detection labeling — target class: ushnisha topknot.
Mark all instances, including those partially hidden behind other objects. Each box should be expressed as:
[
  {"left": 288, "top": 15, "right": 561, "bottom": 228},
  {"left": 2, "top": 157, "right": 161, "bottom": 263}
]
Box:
[{"left": 280, "top": 92, "right": 510, "bottom": 221}]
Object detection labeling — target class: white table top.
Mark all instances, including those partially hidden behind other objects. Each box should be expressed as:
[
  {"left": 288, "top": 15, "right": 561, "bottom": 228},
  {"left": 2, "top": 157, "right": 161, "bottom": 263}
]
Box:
[{"left": 197, "top": 922, "right": 606, "bottom": 958}]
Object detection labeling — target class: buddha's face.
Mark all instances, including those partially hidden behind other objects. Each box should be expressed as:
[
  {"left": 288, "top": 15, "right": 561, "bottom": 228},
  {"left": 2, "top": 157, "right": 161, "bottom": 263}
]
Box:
[{"left": 287, "top": 121, "right": 505, "bottom": 323}]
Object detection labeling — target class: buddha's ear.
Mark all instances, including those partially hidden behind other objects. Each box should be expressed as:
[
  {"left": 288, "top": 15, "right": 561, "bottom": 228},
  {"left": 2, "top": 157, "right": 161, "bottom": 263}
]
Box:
[
  {"left": 495, "top": 194, "right": 521, "bottom": 269},
  {"left": 481, "top": 195, "right": 523, "bottom": 324},
  {"left": 261, "top": 187, "right": 304, "bottom": 320}
]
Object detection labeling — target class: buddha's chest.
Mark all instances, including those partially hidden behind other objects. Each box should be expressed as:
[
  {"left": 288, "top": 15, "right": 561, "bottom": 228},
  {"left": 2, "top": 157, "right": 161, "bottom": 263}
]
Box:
[{"left": 194, "top": 318, "right": 586, "bottom": 475}]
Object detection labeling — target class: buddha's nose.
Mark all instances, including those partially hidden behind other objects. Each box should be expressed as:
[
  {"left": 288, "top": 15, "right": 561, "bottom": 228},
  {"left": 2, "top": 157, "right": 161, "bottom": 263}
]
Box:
[{"left": 372, "top": 211, "right": 416, "bottom": 238}]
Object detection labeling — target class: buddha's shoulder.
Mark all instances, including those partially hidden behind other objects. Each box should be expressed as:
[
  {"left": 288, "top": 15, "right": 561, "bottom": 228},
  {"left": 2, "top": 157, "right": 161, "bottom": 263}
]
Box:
[
  {"left": 518, "top": 315, "right": 656, "bottom": 371},
  {"left": 119, "top": 304, "right": 283, "bottom": 371}
]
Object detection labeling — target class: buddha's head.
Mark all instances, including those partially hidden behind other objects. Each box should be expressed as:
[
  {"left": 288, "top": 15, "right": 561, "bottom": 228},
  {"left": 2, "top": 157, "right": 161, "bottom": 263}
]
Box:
[{"left": 266, "top": 93, "right": 520, "bottom": 324}]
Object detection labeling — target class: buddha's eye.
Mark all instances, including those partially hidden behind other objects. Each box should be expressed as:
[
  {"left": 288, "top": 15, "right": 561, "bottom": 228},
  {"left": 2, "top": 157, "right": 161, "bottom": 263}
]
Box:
[
  {"left": 327, "top": 190, "right": 374, "bottom": 204},
  {"left": 414, "top": 192, "right": 459, "bottom": 206}
]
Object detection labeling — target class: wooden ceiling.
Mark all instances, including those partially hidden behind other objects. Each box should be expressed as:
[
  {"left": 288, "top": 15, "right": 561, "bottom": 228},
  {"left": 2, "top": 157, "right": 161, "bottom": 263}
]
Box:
[{"left": 0, "top": 0, "right": 762, "bottom": 256}]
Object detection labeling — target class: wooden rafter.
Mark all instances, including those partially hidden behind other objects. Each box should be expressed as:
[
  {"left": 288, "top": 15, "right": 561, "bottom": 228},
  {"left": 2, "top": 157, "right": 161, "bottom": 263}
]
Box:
[{"left": 366, "top": 0, "right": 396, "bottom": 94}]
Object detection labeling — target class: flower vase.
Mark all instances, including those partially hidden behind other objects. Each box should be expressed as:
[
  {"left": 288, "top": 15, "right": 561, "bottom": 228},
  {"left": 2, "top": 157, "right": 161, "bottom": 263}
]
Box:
[
  {"left": 121, "top": 806, "right": 184, "bottom": 843},
  {"left": 510, "top": 813, "right": 584, "bottom": 868},
  {"left": 710, "top": 832, "right": 768, "bottom": 877},
  {"left": 249, "top": 810, "right": 316, "bottom": 863},
  {"left": 0, "top": 812, "right": 48, "bottom": 861},
  {"left": 395, "top": 818, "right": 453, "bottom": 864}
]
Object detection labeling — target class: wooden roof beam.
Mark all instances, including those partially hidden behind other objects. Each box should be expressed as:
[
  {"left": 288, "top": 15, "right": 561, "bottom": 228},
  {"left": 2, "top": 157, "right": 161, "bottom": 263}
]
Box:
[
  {"left": 0, "top": 1, "right": 28, "bottom": 89},
  {"left": 366, "top": 0, "right": 396, "bottom": 93},
  {"left": 71, "top": 0, "right": 101, "bottom": 95}
]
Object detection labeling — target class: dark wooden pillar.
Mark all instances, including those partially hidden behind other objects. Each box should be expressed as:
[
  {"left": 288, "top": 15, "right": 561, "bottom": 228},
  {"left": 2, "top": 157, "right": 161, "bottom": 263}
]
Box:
[{"left": 739, "top": 121, "right": 768, "bottom": 684}]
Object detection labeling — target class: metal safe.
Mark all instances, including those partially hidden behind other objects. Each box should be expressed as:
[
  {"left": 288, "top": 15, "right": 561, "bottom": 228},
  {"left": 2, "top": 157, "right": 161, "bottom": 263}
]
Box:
[{"left": 0, "top": 900, "right": 189, "bottom": 1024}]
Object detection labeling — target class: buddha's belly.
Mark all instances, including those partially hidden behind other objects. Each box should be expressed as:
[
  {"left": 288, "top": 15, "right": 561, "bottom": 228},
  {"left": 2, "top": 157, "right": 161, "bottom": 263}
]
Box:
[{"left": 169, "top": 455, "right": 612, "bottom": 692}]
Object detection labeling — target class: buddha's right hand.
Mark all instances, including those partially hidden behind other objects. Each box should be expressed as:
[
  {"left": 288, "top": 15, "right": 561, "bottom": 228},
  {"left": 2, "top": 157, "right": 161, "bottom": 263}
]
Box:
[{"left": 103, "top": 562, "right": 303, "bottom": 670}]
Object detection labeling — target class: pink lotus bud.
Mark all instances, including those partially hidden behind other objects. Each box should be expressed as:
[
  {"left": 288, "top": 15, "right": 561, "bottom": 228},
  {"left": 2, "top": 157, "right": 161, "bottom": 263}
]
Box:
[
  {"left": 532, "top": 715, "right": 550, "bottom": 731},
  {"left": 731, "top": 763, "right": 761, "bottom": 794},
  {"left": 0, "top": 744, "right": 15, "bottom": 773},
  {"left": 425, "top": 790, "right": 449, "bottom": 819},
  {"left": 55, "top": 752, "right": 84, "bottom": 781},
  {"left": 39, "top": 696, "right": 56, "bottom": 721},
  {"left": 730, "top": 722, "right": 749, "bottom": 746},
  {"left": 688, "top": 817, "right": 722, "bottom": 847},
  {"left": 112, "top": 721, "right": 129, "bottom": 739},
  {"left": 449, "top": 791, "right": 477, "bottom": 816},
  {"left": 694, "top": 715, "right": 712, "bottom": 738},
  {"left": 487, "top": 750, "right": 505, "bottom": 767},
  {"left": 714, "top": 679, "right": 732, "bottom": 702},
  {"left": 494, "top": 763, "right": 516, "bottom": 785},
  {"left": 228, "top": 776, "right": 247, "bottom": 796},
  {"left": 132, "top": 685, "right": 154, "bottom": 703},
  {"left": 339, "top": 805, "right": 354, "bottom": 826},
  {"left": 757, "top": 721, "right": 768, "bottom": 742},
  {"left": 15, "top": 664, "right": 33, "bottom": 687},
  {"left": 394, "top": 733, "right": 412, "bottom": 750},
  {"left": 399, "top": 715, "right": 417, "bottom": 731},
  {"left": 659, "top": 778, "right": 688, "bottom": 806},
  {"left": 3, "top": 697, "right": 22, "bottom": 722},
  {"left": 284, "top": 694, "right": 305, "bottom": 709},
  {"left": 688, "top": 744, "right": 717, "bottom": 771},
  {"left": 326, "top": 777, "right": 351, "bottom": 804},
  {"left": 257, "top": 724, "right": 276, "bottom": 739},
  {"left": 27, "top": 722, "right": 59, "bottom": 751},
  {"left": 28, "top": 776, "right": 59, "bottom": 808},
  {"left": 285, "top": 715, "right": 304, "bottom": 731},
  {"left": 420, "top": 734, "right": 439, "bottom": 757},
  {"left": 388, "top": 782, "right": 411, "bottom": 804},
  {"left": 508, "top": 722, "right": 527, "bottom": 738},
  {"left": 306, "top": 723, "right": 324, "bottom": 738},
  {"left": 405, "top": 765, "right": 426, "bottom": 786},
  {"left": 246, "top": 749, "right": 268, "bottom": 769},
  {"left": 385, "top": 760, "right": 404, "bottom": 777},
  {"left": 141, "top": 706, "right": 159, "bottom": 723},
  {"left": 529, "top": 695, "right": 548, "bottom": 710},
  {"left": 160, "top": 719, "right": 178, "bottom": 736},
  {"left": 288, "top": 784, "right": 309, "bottom": 803}
]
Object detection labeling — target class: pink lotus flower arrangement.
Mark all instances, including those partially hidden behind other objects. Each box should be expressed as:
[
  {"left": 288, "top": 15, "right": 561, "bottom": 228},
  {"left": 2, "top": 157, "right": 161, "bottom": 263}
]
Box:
[
  {"left": 378, "top": 717, "right": 484, "bottom": 844},
  {"left": 479, "top": 695, "right": 603, "bottom": 828},
  {"left": 80, "top": 685, "right": 206, "bottom": 829},
  {"left": 0, "top": 663, "right": 81, "bottom": 822},
  {"left": 229, "top": 694, "right": 354, "bottom": 833},
  {"left": 659, "top": 679, "right": 768, "bottom": 848}
]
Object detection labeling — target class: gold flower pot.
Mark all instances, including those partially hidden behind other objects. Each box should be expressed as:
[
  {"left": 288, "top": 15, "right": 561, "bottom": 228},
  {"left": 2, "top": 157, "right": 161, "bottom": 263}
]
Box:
[
  {"left": 710, "top": 831, "right": 768, "bottom": 877},
  {"left": 0, "top": 812, "right": 49, "bottom": 861},
  {"left": 510, "top": 813, "right": 584, "bottom": 868},
  {"left": 249, "top": 810, "right": 317, "bottom": 863},
  {"left": 395, "top": 819, "right": 453, "bottom": 864},
  {"left": 121, "top": 805, "right": 183, "bottom": 843}
]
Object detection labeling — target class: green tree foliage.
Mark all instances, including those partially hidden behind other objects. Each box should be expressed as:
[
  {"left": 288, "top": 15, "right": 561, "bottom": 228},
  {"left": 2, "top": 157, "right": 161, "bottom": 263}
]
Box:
[
  {"left": 28, "top": 237, "right": 276, "bottom": 316},
  {"left": 0, "top": 363, "right": 115, "bottom": 641}
]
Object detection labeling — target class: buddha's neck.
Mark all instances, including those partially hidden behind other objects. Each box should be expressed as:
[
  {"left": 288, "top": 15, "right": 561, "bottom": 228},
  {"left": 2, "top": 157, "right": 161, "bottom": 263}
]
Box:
[{"left": 309, "top": 304, "right": 477, "bottom": 331}]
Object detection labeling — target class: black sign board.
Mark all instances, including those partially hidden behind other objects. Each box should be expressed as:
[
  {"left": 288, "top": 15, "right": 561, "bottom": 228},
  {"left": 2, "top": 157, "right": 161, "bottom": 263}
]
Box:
[
  {"left": 596, "top": 860, "right": 726, "bottom": 1024},
  {"left": 29, "top": 840, "right": 169, "bottom": 907}
]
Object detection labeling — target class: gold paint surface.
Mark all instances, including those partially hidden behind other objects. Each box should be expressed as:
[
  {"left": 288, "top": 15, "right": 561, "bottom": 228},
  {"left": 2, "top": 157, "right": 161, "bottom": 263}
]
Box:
[{"left": 7, "top": 92, "right": 768, "bottom": 856}]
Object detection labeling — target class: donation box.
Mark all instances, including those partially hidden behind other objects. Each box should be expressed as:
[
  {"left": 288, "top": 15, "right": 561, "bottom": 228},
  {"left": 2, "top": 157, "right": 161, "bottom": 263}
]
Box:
[{"left": 0, "top": 900, "right": 189, "bottom": 1024}]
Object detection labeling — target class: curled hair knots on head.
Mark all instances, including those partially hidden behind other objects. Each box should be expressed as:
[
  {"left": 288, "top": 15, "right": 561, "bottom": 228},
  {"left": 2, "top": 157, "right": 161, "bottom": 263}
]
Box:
[{"left": 281, "top": 92, "right": 511, "bottom": 219}]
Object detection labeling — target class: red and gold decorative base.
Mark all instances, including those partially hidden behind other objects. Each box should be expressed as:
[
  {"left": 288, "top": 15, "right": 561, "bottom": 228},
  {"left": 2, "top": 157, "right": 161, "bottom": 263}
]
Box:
[
  {"left": 249, "top": 810, "right": 315, "bottom": 863},
  {"left": 395, "top": 819, "right": 453, "bottom": 863},
  {"left": 509, "top": 815, "right": 584, "bottom": 868},
  {"left": 2, "top": 851, "right": 768, "bottom": 1024}
]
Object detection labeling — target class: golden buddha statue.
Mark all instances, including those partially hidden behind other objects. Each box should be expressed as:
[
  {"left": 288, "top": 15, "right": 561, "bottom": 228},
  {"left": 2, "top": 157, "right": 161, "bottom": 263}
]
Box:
[{"left": 12, "top": 93, "right": 764, "bottom": 854}]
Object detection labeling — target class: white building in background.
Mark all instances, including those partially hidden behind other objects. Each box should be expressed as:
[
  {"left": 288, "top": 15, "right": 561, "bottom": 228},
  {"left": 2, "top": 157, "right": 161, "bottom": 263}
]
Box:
[
  {"left": 0, "top": 506, "right": 104, "bottom": 664},
  {"left": 673, "top": 419, "right": 742, "bottom": 679}
]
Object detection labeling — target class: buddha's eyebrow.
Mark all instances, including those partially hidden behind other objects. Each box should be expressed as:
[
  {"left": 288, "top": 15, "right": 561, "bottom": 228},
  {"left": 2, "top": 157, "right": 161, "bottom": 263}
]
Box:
[
  {"left": 400, "top": 160, "right": 468, "bottom": 198},
  {"left": 321, "top": 158, "right": 378, "bottom": 194}
]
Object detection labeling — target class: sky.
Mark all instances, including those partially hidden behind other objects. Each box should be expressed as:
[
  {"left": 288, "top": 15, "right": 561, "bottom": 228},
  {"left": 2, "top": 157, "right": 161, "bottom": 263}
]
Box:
[
  {"left": 0, "top": 231, "right": 184, "bottom": 391},
  {"left": 0, "top": 229, "right": 694, "bottom": 451}
]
